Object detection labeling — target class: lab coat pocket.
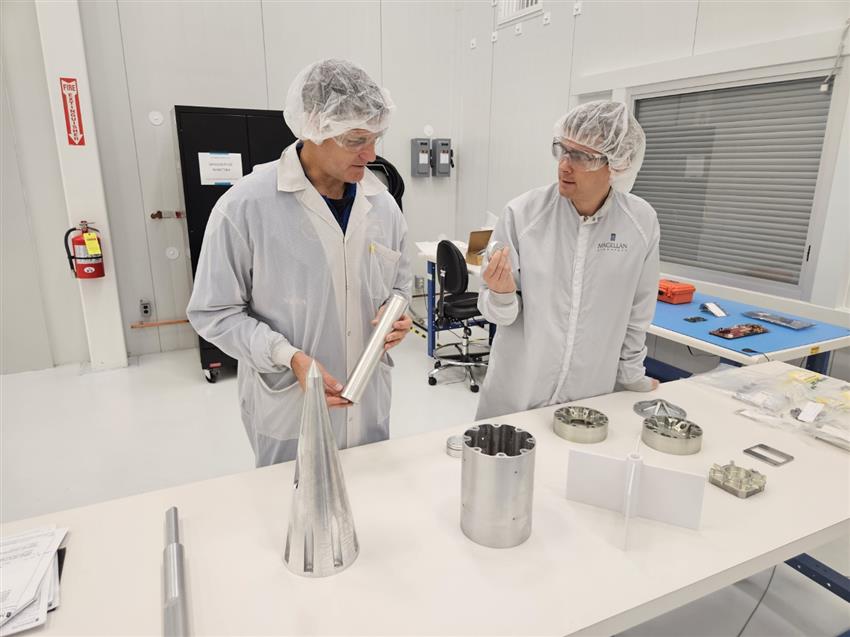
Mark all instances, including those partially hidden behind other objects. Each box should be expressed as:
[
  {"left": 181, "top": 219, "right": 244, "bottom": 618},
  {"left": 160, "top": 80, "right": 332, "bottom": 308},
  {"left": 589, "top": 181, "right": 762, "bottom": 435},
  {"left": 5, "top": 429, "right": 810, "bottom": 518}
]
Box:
[
  {"left": 251, "top": 368, "right": 304, "bottom": 441},
  {"left": 367, "top": 242, "right": 402, "bottom": 304}
]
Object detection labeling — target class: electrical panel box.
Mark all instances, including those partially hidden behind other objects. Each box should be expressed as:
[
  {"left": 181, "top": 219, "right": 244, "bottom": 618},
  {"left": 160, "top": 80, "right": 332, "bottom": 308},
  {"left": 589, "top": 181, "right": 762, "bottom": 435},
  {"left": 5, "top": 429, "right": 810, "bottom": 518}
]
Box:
[
  {"left": 410, "top": 139, "right": 430, "bottom": 177},
  {"left": 431, "top": 138, "right": 452, "bottom": 177}
]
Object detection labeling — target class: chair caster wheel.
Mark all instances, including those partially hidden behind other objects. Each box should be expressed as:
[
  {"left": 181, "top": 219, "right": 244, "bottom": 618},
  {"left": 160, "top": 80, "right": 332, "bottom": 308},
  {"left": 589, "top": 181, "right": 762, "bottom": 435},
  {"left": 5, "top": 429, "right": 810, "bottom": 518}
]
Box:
[
  {"left": 428, "top": 377, "right": 437, "bottom": 386},
  {"left": 470, "top": 384, "right": 479, "bottom": 393},
  {"left": 434, "top": 360, "right": 442, "bottom": 368}
]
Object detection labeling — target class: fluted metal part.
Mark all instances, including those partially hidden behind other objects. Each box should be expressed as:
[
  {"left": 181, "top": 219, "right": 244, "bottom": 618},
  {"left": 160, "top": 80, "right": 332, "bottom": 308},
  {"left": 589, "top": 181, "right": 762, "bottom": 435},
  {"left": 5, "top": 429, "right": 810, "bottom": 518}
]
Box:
[
  {"left": 284, "top": 362, "right": 358, "bottom": 577},
  {"left": 461, "top": 424, "right": 536, "bottom": 548}
]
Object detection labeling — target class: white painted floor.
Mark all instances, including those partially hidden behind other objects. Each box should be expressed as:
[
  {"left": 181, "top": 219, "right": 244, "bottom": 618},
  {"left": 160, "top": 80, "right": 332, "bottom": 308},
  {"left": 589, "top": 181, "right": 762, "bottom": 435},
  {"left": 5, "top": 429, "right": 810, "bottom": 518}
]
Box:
[{"left": 2, "top": 319, "right": 848, "bottom": 636}]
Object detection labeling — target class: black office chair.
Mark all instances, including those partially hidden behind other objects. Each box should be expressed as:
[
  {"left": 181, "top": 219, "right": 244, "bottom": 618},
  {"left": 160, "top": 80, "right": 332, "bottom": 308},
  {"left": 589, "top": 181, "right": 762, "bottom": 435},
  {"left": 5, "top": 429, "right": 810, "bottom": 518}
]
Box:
[{"left": 427, "top": 240, "right": 488, "bottom": 392}]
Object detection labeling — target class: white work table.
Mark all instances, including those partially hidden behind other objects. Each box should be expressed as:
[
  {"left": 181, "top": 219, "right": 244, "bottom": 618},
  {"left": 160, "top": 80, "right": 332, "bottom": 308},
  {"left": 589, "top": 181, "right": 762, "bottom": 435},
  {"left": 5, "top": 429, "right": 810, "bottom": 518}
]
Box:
[{"left": 3, "top": 362, "right": 848, "bottom": 636}]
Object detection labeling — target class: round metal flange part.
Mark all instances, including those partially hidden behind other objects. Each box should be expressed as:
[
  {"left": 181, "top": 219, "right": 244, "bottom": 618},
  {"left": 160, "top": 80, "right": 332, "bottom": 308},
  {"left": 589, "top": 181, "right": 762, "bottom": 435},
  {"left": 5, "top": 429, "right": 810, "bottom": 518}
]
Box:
[
  {"left": 633, "top": 398, "right": 687, "bottom": 420},
  {"left": 446, "top": 434, "right": 464, "bottom": 458},
  {"left": 553, "top": 406, "right": 609, "bottom": 443},
  {"left": 641, "top": 415, "right": 703, "bottom": 455},
  {"left": 461, "top": 424, "right": 536, "bottom": 548}
]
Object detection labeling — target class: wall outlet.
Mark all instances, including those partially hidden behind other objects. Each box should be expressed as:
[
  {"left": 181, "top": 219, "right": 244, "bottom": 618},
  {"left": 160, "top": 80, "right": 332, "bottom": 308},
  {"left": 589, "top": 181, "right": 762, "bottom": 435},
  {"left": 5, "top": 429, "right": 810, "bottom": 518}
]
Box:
[
  {"left": 140, "top": 299, "right": 152, "bottom": 319},
  {"left": 414, "top": 275, "right": 426, "bottom": 295}
]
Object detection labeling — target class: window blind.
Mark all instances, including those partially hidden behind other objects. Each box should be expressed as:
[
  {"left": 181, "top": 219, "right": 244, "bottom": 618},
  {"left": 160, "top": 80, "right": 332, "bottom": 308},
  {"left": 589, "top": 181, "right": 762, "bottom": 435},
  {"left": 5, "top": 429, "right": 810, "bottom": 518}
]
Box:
[{"left": 632, "top": 77, "right": 831, "bottom": 285}]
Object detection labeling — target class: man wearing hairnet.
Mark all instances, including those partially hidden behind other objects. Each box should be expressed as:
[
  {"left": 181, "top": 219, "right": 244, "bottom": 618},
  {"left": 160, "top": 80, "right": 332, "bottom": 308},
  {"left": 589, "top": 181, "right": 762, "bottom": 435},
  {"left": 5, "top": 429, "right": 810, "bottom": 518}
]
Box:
[
  {"left": 476, "top": 101, "right": 659, "bottom": 419},
  {"left": 188, "top": 59, "right": 412, "bottom": 466}
]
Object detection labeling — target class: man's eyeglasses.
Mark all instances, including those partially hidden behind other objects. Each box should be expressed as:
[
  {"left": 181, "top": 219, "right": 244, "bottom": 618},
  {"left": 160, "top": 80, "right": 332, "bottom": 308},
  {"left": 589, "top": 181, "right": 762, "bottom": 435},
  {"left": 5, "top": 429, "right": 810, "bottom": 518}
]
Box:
[
  {"left": 551, "top": 139, "right": 607, "bottom": 171},
  {"left": 335, "top": 131, "right": 383, "bottom": 151}
]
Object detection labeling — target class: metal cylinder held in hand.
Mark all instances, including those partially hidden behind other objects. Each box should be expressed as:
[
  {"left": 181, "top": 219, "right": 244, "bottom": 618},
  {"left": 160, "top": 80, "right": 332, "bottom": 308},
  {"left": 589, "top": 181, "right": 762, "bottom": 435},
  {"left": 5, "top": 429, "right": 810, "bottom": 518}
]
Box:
[
  {"left": 341, "top": 293, "right": 408, "bottom": 404},
  {"left": 461, "top": 423, "right": 536, "bottom": 548}
]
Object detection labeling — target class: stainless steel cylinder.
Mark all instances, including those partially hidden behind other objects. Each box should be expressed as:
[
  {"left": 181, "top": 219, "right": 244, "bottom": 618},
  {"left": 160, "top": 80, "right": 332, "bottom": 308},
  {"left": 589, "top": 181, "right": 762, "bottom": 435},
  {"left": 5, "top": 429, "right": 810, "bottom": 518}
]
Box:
[
  {"left": 641, "top": 415, "right": 703, "bottom": 455},
  {"left": 553, "top": 406, "right": 608, "bottom": 443},
  {"left": 341, "top": 293, "right": 408, "bottom": 404},
  {"left": 461, "top": 424, "right": 536, "bottom": 548}
]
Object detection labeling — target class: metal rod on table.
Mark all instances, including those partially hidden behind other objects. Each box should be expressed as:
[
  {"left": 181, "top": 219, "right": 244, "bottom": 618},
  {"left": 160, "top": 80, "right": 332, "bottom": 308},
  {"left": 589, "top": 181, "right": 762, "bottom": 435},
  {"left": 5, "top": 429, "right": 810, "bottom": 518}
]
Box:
[
  {"left": 163, "top": 507, "right": 189, "bottom": 637},
  {"left": 341, "top": 293, "right": 408, "bottom": 404}
]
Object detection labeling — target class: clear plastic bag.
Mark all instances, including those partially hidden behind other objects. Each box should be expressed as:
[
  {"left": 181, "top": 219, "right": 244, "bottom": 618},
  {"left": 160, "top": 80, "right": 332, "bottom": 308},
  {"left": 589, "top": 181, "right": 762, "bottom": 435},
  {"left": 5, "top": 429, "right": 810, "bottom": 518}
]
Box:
[{"left": 692, "top": 365, "right": 850, "bottom": 448}]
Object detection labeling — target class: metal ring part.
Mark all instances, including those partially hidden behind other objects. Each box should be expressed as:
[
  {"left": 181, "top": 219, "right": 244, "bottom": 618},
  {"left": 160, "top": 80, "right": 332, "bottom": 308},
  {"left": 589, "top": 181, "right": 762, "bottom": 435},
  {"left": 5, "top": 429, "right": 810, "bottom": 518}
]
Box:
[
  {"left": 461, "top": 424, "right": 536, "bottom": 548},
  {"left": 633, "top": 399, "right": 687, "bottom": 420},
  {"left": 709, "top": 461, "right": 766, "bottom": 498},
  {"left": 446, "top": 434, "right": 464, "bottom": 458},
  {"left": 641, "top": 416, "right": 703, "bottom": 455},
  {"left": 553, "top": 406, "right": 609, "bottom": 443}
]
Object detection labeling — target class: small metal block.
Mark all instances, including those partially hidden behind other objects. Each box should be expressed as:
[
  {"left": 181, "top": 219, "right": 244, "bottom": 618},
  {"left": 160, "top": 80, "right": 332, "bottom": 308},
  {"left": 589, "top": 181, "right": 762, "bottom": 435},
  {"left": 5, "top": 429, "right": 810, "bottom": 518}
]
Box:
[
  {"left": 709, "top": 461, "right": 766, "bottom": 498},
  {"left": 553, "top": 406, "right": 608, "bottom": 443}
]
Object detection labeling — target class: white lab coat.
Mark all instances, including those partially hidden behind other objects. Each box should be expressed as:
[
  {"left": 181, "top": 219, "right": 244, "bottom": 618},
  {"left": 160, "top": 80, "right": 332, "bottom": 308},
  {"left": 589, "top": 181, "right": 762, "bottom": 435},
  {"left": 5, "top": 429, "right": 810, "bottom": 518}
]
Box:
[
  {"left": 187, "top": 143, "right": 411, "bottom": 466},
  {"left": 476, "top": 185, "right": 660, "bottom": 420}
]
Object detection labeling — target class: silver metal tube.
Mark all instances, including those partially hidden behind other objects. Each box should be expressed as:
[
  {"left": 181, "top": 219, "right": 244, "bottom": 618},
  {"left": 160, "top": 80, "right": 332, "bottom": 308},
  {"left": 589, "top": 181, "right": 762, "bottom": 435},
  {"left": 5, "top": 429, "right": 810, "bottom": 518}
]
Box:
[
  {"left": 163, "top": 507, "right": 189, "bottom": 637},
  {"left": 461, "top": 424, "right": 536, "bottom": 548},
  {"left": 341, "top": 293, "right": 408, "bottom": 404}
]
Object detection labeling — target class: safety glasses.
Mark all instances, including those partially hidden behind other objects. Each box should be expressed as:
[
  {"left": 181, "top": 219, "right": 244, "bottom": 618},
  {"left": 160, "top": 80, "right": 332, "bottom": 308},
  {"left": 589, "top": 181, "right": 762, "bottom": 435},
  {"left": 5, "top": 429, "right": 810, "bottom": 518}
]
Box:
[
  {"left": 334, "top": 130, "right": 383, "bottom": 151},
  {"left": 551, "top": 139, "right": 608, "bottom": 171}
]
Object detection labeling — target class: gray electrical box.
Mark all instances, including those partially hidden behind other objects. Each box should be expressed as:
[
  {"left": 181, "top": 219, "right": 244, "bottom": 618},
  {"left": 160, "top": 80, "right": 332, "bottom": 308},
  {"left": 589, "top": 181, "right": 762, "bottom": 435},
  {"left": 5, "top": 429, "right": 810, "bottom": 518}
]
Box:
[
  {"left": 431, "top": 138, "right": 452, "bottom": 177},
  {"left": 410, "top": 139, "right": 430, "bottom": 177}
]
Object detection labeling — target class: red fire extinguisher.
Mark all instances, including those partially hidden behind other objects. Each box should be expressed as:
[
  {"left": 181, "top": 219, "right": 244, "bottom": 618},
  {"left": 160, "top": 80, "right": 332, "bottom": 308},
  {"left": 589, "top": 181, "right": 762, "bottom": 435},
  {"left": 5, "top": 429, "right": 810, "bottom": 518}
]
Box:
[{"left": 64, "top": 221, "right": 105, "bottom": 279}]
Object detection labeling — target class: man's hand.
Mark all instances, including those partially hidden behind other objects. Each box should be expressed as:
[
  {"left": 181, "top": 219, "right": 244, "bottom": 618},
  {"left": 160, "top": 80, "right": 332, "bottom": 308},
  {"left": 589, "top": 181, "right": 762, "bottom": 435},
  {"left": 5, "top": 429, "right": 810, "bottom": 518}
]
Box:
[
  {"left": 290, "top": 352, "right": 350, "bottom": 408},
  {"left": 482, "top": 247, "right": 516, "bottom": 294},
  {"left": 372, "top": 306, "right": 412, "bottom": 351}
]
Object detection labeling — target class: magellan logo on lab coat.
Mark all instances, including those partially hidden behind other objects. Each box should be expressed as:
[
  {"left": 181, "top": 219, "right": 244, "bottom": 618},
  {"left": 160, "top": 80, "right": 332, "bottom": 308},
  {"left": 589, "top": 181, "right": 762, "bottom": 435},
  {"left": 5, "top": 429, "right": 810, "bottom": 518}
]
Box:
[{"left": 597, "top": 232, "right": 628, "bottom": 253}]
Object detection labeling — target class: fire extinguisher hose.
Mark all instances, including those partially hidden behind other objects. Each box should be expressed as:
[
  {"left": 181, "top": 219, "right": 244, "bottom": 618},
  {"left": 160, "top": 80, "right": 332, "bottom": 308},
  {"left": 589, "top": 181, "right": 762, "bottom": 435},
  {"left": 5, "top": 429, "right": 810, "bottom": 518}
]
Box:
[{"left": 63, "top": 227, "right": 76, "bottom": 274}]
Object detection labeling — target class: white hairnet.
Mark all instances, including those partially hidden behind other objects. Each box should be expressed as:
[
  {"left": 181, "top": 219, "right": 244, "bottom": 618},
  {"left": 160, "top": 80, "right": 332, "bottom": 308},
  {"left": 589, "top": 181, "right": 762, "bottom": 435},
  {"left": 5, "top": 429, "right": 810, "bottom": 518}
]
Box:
[
  {"left": 554, "top": 101, "right": 646, "bottom": 193},
  {"left": 284, "top": 59, "right": 394, "bottom": 144}
]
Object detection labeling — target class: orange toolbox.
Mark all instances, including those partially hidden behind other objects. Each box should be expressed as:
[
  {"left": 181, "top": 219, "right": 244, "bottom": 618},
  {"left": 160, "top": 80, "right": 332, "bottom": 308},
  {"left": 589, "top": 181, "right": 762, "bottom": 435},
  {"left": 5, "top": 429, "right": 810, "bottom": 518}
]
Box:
[{"left": 658, "top": 279, "right": 696, "bottom": 304}]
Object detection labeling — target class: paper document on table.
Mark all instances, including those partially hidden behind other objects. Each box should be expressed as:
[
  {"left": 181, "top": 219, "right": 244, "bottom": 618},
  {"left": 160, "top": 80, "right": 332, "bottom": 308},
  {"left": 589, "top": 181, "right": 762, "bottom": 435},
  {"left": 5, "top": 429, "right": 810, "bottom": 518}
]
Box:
[
  {"left": 0, "top": 527, "right": 66, "bottom": 628},
  {"left": 0, "top": 567, "right": 51, "bottom": 636}
]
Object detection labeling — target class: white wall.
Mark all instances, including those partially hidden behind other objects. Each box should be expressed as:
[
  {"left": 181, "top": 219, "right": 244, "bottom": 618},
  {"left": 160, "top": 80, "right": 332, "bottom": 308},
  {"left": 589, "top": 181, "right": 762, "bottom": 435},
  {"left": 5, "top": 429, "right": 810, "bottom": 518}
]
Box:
[
  {"left": 381, "top": 1, "right": 459, "bottom": 278},
  {"left": 1, "top": 0, "right": 88, "bottom": 369},
  {"left": 1, "top": 76, "right": 53, "bottom": 373},
  {"left": 486, "top": 1, "right": 574, "bottom": 216}
]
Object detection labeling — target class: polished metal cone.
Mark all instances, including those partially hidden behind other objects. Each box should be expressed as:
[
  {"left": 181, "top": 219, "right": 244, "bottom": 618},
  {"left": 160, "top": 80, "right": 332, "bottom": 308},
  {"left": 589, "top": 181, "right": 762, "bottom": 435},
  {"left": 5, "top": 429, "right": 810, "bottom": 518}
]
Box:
[{"left": 283, "top": 362, "right": 359, "bottom": 577}]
